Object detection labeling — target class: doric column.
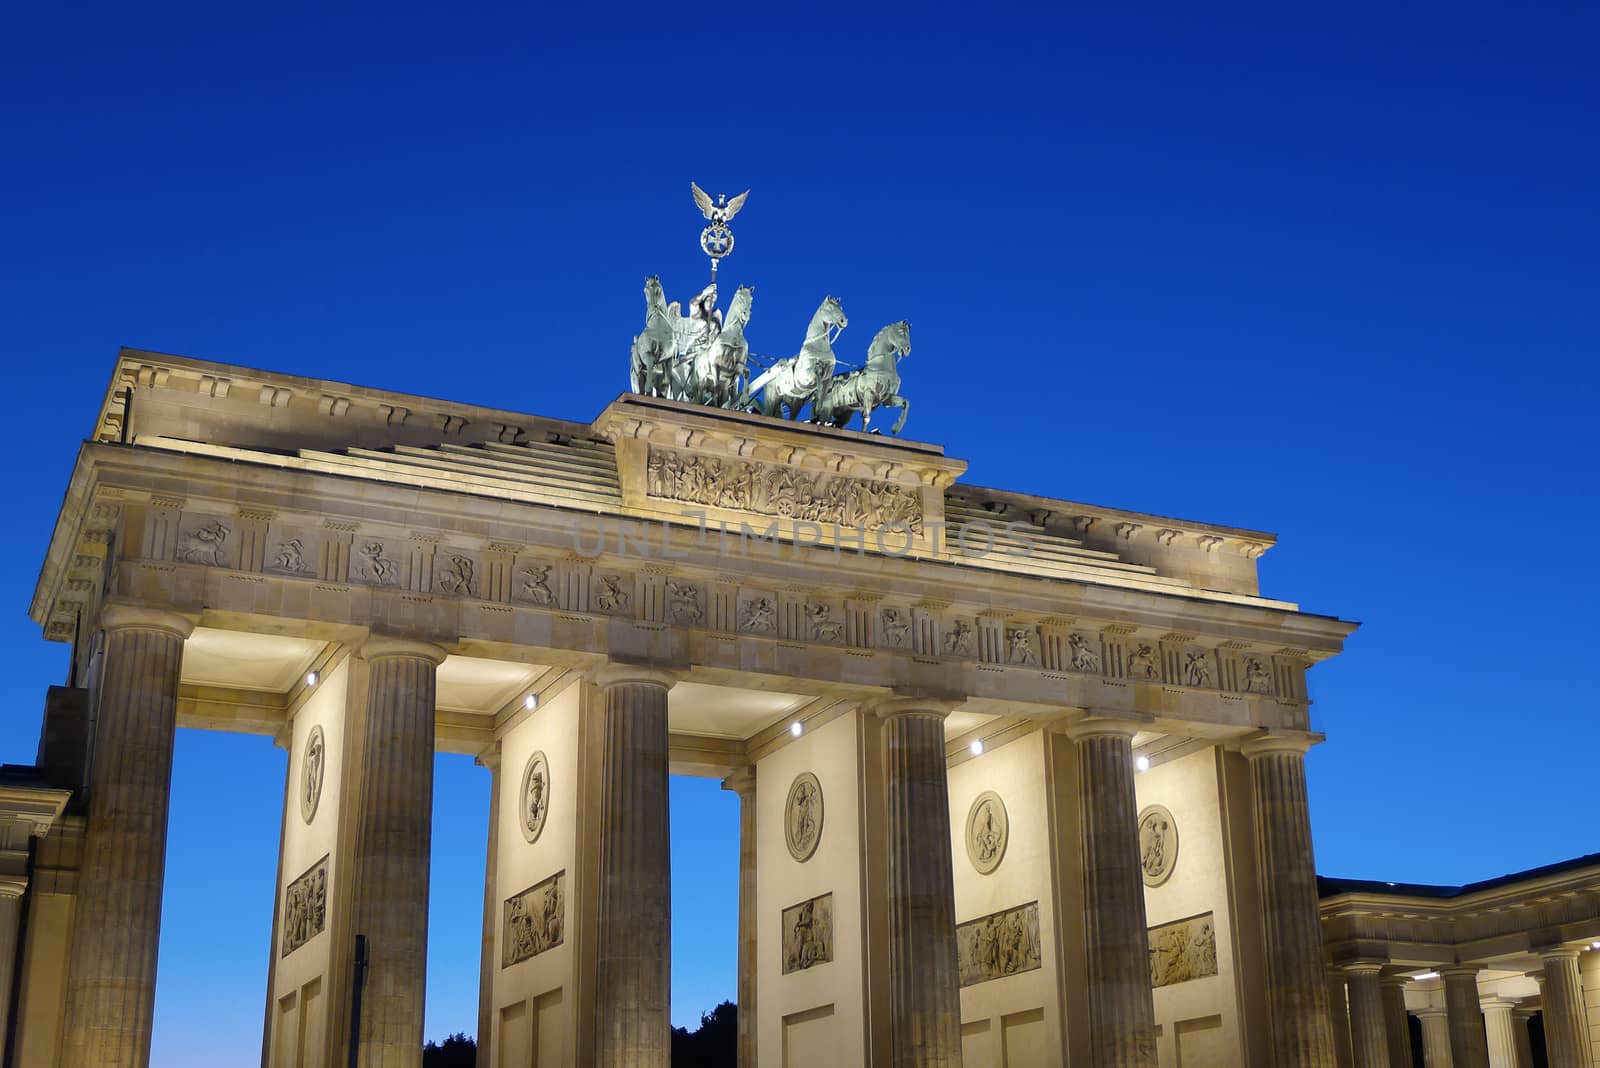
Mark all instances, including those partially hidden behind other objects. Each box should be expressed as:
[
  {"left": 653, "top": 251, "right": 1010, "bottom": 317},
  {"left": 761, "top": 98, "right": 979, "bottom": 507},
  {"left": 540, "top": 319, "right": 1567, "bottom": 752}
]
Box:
[
  {"left": 1065, "top": 717, "right": 1157, "bottom": 1067},
  {"left": 877, "top": 697, "right": 962, "bottom": 1068},
  {"left": 592, "top": 664, "right": 675, "bottom": 1068},
  {"left": 721, "top": 767, "right": 757, "bottom": 1068},
  {"left": 0, "top": 883, "right": 24, "bottom": 1053},
  {"left": 348, "top": 635, "right": 448, "bottom": 1066},
  {"left": 1344, "top": 963, "right": 1392, "bottom": 1068},
  {"left": 1381, "top": 972, "right": 1415, "bottom": 1068},
  {"left": 1440, "top": 965, "right": 1489, "bottom": 1068},
  {"left": 1241, "top": 733, "right": 1338, "bottom": 1068},
  {"left": 1537, "top": 947, "right": 1595, "bottom": 1068},
  {"left": 60, "top": 603, "right": 193, "bottom": 1068},
  {"left": 476, "top": 743, "right": 502, "bottom": 1068},
  {"left": 1480, "top": 998, "right": 1518, "bottom": 1068},
  {"left": 1329, "top": 970, "right": 1355, "bottom": 1068},
  {"left": 1510, "top": 1008, "right": 1536, "bottom": 1068},
  {"left": 1416, "top": 1007, "right": 1454, "bottom": 1068}
]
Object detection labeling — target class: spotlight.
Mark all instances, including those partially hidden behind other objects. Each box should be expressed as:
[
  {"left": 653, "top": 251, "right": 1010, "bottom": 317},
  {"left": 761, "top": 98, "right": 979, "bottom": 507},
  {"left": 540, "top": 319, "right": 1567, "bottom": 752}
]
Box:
[
  {"left": 305, "top": 671, "right": 318, "bottom": 687},
  {"left": 1134, "top": 754, "right": 1150, "bottom": 772},
  {"left": 789, "top": 721, "right": 803, "bottom": 738},
  {"left": 969, "top": 739, "right": 984, "bottom": 756},
  {"left": 524, "top": 693, "right": 538, "bottom": 710}
]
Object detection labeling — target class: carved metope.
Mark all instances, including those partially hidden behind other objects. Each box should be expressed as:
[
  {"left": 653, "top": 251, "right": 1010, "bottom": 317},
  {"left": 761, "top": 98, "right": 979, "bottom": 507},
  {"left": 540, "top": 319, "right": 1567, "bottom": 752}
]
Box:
[
  {"left": 1147, "top": 913, "right": 1217, "bottom": 988},
  {"left": 964, "top": 791, "right": 1009, "bottom": 875},
  {"left": 1137, "top": 804, "right": 1178, "bottom": 888},
  {"left": 300, "top": 725, "right": 325, "bottom": 825},
  {"left": 503, "top": 871, "right": 565, "bottom": 968},
  {"left": 784, "top": 772, "right": 824, "bottom": 863},
  {"left": 781, "top": 892, "right": 833, "bottom": 975},
  {"left": 281, "top": 856, "right": 329, "bottom": 957},
  {"left": 957, "top": 901, "right": 1043, "bottom": 987},
  {"left": 645, "top": 447, "right": 923, "bottom": 534},
  {"left": 520, "top": 751, "right": 550, "bottom": 844}
]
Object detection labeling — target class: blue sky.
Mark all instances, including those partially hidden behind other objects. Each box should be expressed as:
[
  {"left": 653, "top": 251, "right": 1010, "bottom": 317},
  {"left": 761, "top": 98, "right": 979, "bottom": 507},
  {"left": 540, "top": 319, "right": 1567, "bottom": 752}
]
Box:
[{"left": 3, "top": 3, "right": 1597, "bottom": 1062}]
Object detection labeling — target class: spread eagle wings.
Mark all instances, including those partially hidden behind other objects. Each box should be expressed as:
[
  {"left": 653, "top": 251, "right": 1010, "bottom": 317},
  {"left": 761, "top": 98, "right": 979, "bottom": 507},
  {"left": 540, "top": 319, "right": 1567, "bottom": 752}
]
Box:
[
  {"left": 691, "top": 182, "right": 750, "bottom": 221},
  {"left": 722, "top": 189, "right": 749, "bottom": 220}
]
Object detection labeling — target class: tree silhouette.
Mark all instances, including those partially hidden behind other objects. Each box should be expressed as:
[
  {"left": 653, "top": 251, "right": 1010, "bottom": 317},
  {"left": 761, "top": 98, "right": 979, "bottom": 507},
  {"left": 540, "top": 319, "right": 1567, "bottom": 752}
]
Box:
[{"left": 671, "top": 1001, "right": 737, "bottom": 1068}]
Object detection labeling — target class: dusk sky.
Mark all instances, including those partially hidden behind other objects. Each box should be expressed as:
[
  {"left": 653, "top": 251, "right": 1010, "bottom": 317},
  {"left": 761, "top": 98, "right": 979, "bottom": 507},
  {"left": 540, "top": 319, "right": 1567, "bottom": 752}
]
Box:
[{"left": 4, "top": 5, "right": 1597, "bottom": 1064}]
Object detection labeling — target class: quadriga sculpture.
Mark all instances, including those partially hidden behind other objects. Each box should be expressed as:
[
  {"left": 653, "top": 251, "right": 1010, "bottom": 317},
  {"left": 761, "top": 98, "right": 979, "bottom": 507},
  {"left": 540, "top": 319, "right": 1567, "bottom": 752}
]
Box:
[
  {"left": 812, "top": 320, "right": 911, "bottom": 434},
  {"left": 739, "top": 295, "right": 847, "bottom": 419},
  {"left": 687, "top": 284, "right": 753, "bottom": 408}
]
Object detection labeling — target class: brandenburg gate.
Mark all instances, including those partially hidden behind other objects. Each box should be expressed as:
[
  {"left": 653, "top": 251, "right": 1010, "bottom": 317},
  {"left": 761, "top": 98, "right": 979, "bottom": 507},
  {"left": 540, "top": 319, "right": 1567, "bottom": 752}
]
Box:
[{"left": 9, "top": 193, "right": 1358, "bottom": 1066}]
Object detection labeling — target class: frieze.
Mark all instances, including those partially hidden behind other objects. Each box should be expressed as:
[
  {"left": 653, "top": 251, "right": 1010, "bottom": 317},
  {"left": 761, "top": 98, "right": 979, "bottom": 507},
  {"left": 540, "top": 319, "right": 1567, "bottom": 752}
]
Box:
[
  {"left": 645, "top": 447, "right": 923, "bottom": 534},
  {"left": 594, "top": 573, "right": 631, "bottom": 614},
  {"left": 738, "top": 594, "right": 776, "bottom": 634},
  {"left": 781, "top": 892, "right": 833, "bottom": 974},
  {"left": 879, "top": 607, "right": 911, "bottom": 649},
  {"left": 957, "top": 901, "right": 1042, "bottom": 987},
  {"left": 352, "top": 542, "right": 403, "bottom": 586},
  {"left": 502, "top": 870, "right": 564, "bottom": 967},
  {"left": 1148, "top": 913, "right": 1217, "bottom": 988},
  {"left": 281, "top": 856, "right": 329, "bottom": 957},
  {"left": 175, "top": 520, "right": 230, "bottom": 566},
  {"left": 1068, "top": 632, "right": 1103, "bottom": 672}
]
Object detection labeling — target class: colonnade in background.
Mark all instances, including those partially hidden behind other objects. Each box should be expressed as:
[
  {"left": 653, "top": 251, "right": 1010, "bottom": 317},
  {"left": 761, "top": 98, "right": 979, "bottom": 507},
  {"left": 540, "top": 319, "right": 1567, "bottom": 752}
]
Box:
[
  {"left": 1328, "top": 949, "right": 1599, "bottom": 1068},
  {"left": 43, "top": 600, "right": 1340, "bottom": 1067}
]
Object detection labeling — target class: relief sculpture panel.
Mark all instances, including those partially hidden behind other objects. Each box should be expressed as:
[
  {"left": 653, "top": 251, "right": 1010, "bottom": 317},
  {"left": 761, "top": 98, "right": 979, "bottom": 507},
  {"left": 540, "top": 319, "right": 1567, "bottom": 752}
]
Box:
[
  {"left": 502, "top": 870, "right": 565, "bottom": 967},
  {"left": 1148, "top": 912, "right": 1218, "bottom": 988},
  {"left": 281, "top": 855, "right": 329, "bottom": 957},
  {"left": 646, "top": 447, "right": 923, "bottom": 534},
  {"left": 781, "top": 892, "right": 833, "bottom": 974},
  {"left": 957, "top": 901, "right": 1042, "bottom": 987}
]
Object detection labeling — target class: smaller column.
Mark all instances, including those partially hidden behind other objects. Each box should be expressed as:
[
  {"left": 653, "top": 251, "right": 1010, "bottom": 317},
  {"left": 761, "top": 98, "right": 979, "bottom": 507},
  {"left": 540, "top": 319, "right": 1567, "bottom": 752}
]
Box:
[
  {"left": 0, "top": 882, "right": 24, "bottom": 1053},
  {"left": 1536, "top": 947, "right": 1595, "bottom": 1068},
  {"left": 1329, "top": 969, "right": 1355, "bottom": 1068},
  {"left": 876, "top": 698, "right": 962, "bottom": 1068},
  {"left": 1441, "top": 965, "right": 1490, "bottom": 1068},
  {"left": 1381, "top": 972, "right": 1415, "bottom": 1068},
  {"left": 1415, "top": 1007, "right": 1453, "bottom": 1068},
  {"left": 721, "top": 767, "right": 757, "bottom": 1068},
  {"left": 1344, "top": 962, "right": 1392, "bottom": 1068},
  {"left": 1510, "top": 1008, "right": 1536, "bottom": 1068},
  {"left": 476, "top": 744, "right": 502, "bottom": 1068},
  {"left": 1479, "top": 998, "right": 1517, "bottom": 1068},
  {"left": 1066, "top": 717, "right": 1158, "bottom": 1067}
]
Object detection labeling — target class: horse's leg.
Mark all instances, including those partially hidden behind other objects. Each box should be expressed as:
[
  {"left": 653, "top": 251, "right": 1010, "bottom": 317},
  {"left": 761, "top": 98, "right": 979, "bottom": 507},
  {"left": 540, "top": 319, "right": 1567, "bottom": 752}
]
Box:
[{"left": 888, "top": 396, "right": 909, "bottom": 435}]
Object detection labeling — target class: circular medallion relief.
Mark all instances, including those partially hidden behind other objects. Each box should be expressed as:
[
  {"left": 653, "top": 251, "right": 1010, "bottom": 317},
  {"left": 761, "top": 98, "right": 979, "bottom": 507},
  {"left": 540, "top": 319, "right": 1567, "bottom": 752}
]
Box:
[
  {"left": 965, "top": 791, "right": 1009, "bottom": 875},
  {"left": 300, "top": 725, "right": 325, "bottom": 825},
  {"left": 785, "top": 772, "right": 824, "bottom": 862},
  {"left": 1138, "top": 804, "right": 1178, "bottom": 887},
  {"left": 520, "top": 751, "right": 551, "bottom": 844}
]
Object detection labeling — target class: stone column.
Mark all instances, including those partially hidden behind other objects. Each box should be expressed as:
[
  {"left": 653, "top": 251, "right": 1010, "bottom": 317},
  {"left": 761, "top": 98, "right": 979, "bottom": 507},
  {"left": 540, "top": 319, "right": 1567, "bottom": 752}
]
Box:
[
  {"left": 1480, "top": 998, "right": 1518, "bottom": 1068},
  {"left": 347, "top": 635, "right": 448, "bottom": 1067},
  {"left": 0, "top": 883, "right": 24, "bottom": 1054},
  {"left": 60, "top": 603, "right": 193, "bottom": 1068},
  {"left": 1066, "top": 718, "right": 1157, "bottom": 1067},
  {"left": 592, "top": 665, "right": 675, "bottom": 1068},
  {"left": 1537, "top": 947, "right": 1595, "bottom": 1068},
  {"left": 1510, "top": 1008, "right": 1536, "bottom": 1068},
  {"left": 1329, "top": 970, "right": 1356, "bottom": 1068},
  {"left": 1382, "top": 972, "right": 1415, "bottom": 1068},
  {"left": 1345, "top": 963, "right": 1393, "bottom": 1068},
  {"left": 1416, "top": 1007, "right": 1454, "bottom": 1068},
  {"left": 878, "top": 698, "right": 962, "bottom": 1068},
  {"left": 721, "top": 767, "right": 757, "bottom": 1068},
  {"left": 1441, "top": 966, "right": 1489, "bottom": 1068},
  {"left": 476, "top": 743, "right": 502, "bottom": 1068},
  {"left": 1241, "top": 734, "right": 1338, "bottom": 1068}
]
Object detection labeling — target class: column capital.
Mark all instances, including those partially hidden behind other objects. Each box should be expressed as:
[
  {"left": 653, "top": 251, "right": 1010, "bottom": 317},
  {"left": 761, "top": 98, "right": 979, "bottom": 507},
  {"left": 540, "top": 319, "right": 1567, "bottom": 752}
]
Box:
[
  {"left": 0, "top": 876, "right": 28, "bottom": 900},
  {"left": 100, "top": 601, "right": 195, "bottom": 641},
  {"left": 1535, "top": 944, "right": 1582, "bottom": 963},
  {"left": 720, "top": 766, "right": 755, "bottom": 798},
  {"left": 475, "top": 741, "right": 502, "bottom": 773},
  {"left": 590, "top": 662, "right": 678, "bottom": 691},
  {"left": 1437, "top": 962, "right": 1483, "bottom": 979},
  {"left": 1512, "top": 1005, "right": 1540, "bottom": 1021},
  {"left": 1238, "top": 728, "right": 1325, "bottom": 759},
  {"left": 864, "top": 695, "right": 960, "bottom": 720},
  {"left": 1414, "top": 1006, "right": 1449, "bottom": 1020},
  {"left": 358, "top": 634, "right": 448, "bottom": 665},
  {"left": 1059, "top": 713, "right": 1147, "bottom": 742},
  {"left": 1478, "top": 995, "right": 1517, "bottom": 1011},
  {"left": 1341, "top": 959, "right": 1387, "bottom": 977},
  {"left": 1378, "top": 969, "right": 1413, "bottom": 989}
]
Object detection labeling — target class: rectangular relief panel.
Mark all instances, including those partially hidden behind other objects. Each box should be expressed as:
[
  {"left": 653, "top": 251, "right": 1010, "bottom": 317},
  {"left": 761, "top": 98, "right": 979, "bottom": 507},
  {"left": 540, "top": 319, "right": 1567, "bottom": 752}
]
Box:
[
  {"left": 503, "top": 870, "right": 565, "bottom": 967},
  {"left": 781, "top": 892, "right": 833, "bottom": 974},
  {"left": 957, "top": 900, "right": 1042, "bottom": 987},
  {"left": 281, "top": 855, "right": 329, "bottom": 957},
  {"left": 1148, "top": 912, "right": 1218, "bottom": 988}
]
